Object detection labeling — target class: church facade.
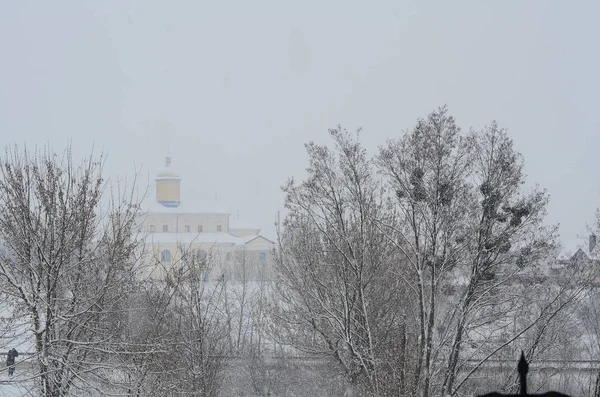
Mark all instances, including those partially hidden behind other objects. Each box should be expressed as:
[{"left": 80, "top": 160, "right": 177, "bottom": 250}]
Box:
[{"left": 136, "top": 156, "right": 275, "bottom": 282}]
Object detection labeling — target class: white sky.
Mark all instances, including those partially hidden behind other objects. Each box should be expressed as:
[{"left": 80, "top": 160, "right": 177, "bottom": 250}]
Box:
[{"left": 1, "top": 1, "right": 599, "bottom": 250}]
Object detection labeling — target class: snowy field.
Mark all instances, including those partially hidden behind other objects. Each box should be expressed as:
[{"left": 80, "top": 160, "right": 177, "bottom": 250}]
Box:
[{"left": 0, "top": 371, "right": 35, "bottom": 397}]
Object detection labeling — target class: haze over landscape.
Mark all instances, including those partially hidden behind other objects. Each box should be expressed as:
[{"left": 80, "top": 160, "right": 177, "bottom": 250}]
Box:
[
  {"left": 1, "top": 1, "right": 599, "bottom": 252},
  {"left": 4, "top": 3, "right": 600, "bottom": 397}
]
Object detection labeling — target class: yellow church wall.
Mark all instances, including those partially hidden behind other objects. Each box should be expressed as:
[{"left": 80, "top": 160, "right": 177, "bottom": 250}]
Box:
[
  {"left": 144, "top": 242, "right": 235, "bottom": 281},
  {"left": 156, "top": 179, "right": 181, "bottom": 202},
  {"left": 142, "top": 240, "right": 274, "bottom": 282},
  {"left": 144, "top": 213, "right": 230, "bottom": 233}
]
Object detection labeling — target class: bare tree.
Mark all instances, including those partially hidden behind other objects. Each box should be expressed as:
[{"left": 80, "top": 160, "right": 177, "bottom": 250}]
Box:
[
  {"left": 576, "top": 213, "right": 600, "bottom": 397},
  {"left": 271, "top": 128, "right": 408, "bottom": 396},
  {"left": 440, "top": 122, "right": 562, "bottom": 396},
  {"left": 0, "top": 144, "right": 143, "bottom": 396},
  {"left": 377, "top": 107, "right": 583, "bottom": 397},
  {"left": 115, "top": 279, "right": 178, "bottom": 396},
  {"left": 119, "top": 243, "right": 230, "bottom": 397},
  {"left": 219, "top": 245, "right": 282, "bottom": 395},
  {"left": 377, "top": 107, "right": 474, "bottom": 397},
  {"left": 165, "top": 250, "right": 228, "bottom": 397},
  {"left": 261, "top": 107, "right": 585, "bottom": 397}
]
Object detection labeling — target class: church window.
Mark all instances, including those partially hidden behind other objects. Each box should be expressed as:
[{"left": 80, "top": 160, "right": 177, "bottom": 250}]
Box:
[
  {"left": 161, "top": 250, "right": 172, "bottom": 262},
  {"left": 162, "top": 225, "right": 168, "bottom": 232},
  {"left": 217, "top": 225, "right": 222, "bottom": 232}
]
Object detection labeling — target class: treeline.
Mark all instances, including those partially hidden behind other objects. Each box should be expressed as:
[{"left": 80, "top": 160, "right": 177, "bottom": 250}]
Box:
[
  {"left": 0, "top": 107, "right": 598, "bottom": 397},
  {"left": 0, "top": 145, "right": 269, "bottom": 396},
  {"left": 268, "top": 106, "right": 598, "bottom": 397}
]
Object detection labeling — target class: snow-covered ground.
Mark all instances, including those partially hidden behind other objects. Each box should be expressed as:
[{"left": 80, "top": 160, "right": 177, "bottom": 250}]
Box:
[
  {"left": 0, "top": 304, "right": 34, "bottom": 366},
  {"left": 0, "top": 370, "right": 36, "bottom": 397}
]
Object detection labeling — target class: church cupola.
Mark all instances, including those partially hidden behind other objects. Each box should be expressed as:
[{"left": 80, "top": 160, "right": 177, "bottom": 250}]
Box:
[{"left": 155, "top": 156, "right": 181, "bottom": 208}]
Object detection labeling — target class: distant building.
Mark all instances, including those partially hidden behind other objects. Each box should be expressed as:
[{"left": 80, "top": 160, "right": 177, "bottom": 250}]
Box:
[
  {"left": 136, "top": 156, "right": 275, "bottom": 281},
  {"left": 499, "top": 234, "right": 600, "bottom": 291}
]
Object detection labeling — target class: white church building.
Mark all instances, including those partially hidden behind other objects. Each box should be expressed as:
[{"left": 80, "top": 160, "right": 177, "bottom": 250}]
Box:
[{"left": 136, "top": 156, "right": 275, "bottom": 282}]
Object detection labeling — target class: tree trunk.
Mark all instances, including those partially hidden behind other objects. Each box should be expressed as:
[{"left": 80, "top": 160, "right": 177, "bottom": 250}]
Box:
[
  {"left": 412, "top": 272, "right": 426, "bottom": 397},
  {"left": 442, "top": 280, "right": 476, "bottom": 396},
  {"left": 421, "top": 268, "right": 436, "bottom": 397},
  {"left": 399, "top": 321, "right": 407, "bottom": 396},
  {"left": 594, "top": 368, "right": 600, "bottom": 397}
]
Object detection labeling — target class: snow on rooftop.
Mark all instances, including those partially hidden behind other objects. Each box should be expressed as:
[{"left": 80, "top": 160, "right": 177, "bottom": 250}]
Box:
[
  {"left": 557, "top": 244, "right": 591, "bottom": 261},
  {"left": 229, "top": 216, "right": 261, "bottom": 230},
  {"left": 144, "top": 232, "right": 266, "bottom": 246},
  {"left": 557, "top": 249, "right": 575, "bottom": 261}
]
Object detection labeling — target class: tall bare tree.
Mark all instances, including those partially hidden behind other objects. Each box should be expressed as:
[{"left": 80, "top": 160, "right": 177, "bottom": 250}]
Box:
[
  {"left": 119, "top": 243, "right": 229, "bottom": 397},
  {"left": 377, "top": 107, "right": 582, "bottom": 397},
  {"left": 439, "top": 122, "right": 560, "bottom": 396},
  {"left": 0, "top": 144, "right": 143, "bottom": 396},
  {"left": 377, "top": 107, "right": 473, "bottom": 397},
  {"left": 273, "top": 107, "right": 579, "bottom": 397},
  {"left": 272, "top": 128, "right": 408, "bottom": 396}
]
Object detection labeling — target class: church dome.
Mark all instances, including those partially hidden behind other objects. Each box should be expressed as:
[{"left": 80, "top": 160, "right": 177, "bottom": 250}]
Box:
[
  {"left": 155, "top": 156, "right": 181, "bottom": 208},
  {"left": 156, "top": 156, "right": 180, "bottom": 179}
]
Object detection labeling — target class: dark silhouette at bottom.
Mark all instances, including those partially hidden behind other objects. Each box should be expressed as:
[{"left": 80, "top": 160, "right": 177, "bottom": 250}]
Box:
[{"left": 477, "top": 352, "right": 571, "bottom": 397}]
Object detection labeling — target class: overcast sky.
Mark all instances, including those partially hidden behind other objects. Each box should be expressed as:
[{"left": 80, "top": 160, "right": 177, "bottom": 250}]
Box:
[{"left": 1, "top": 1, "right": 598, "bottom": 251}]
